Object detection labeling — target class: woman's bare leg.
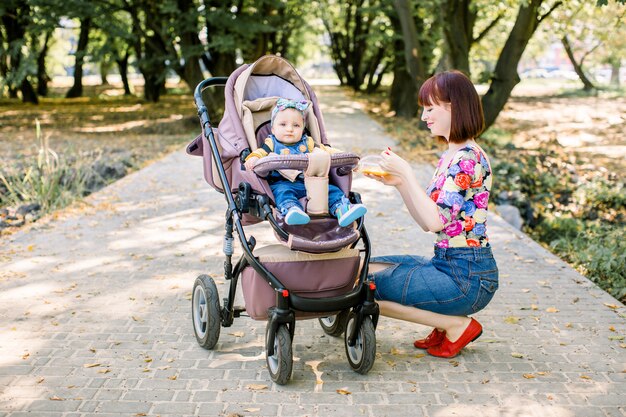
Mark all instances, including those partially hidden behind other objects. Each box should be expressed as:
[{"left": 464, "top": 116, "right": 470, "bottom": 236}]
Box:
[{"left": 377, "top": 300, "right": 472, "bottom": 342}]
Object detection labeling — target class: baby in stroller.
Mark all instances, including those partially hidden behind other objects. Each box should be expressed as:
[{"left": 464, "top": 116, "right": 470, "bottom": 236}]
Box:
[{"left": 244, "top": 98, "right": 367, "bottom": 226}]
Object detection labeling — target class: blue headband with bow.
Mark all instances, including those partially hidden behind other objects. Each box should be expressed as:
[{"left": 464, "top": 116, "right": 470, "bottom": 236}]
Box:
[{"left": 271, "top": 98, "right": 310, "bottom": 125}]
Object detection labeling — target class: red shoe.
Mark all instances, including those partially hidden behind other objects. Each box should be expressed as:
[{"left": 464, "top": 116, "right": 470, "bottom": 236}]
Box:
[
  {"left": 413, "top": 328, "right": 446, "bottom": 349},
  {"left": 427, "top": 318, "right": 482, "bottom": 358}
]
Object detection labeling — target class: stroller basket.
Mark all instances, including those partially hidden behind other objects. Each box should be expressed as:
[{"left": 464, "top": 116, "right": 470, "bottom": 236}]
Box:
[{"left": 188, "top": 55, "right": 379, "bottom": 384}]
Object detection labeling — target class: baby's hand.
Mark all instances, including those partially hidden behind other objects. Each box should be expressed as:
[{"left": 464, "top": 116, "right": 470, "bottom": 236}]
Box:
[{"left": 244, "top": 157, "right": 259, "bottom": 171}]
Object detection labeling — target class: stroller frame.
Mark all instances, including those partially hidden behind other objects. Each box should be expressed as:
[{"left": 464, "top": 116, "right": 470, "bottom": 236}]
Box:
[{"left": 191, "top": 75, "right": 380, "bottom": 384}]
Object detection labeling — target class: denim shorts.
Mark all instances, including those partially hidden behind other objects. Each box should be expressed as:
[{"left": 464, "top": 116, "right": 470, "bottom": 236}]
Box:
[{"left": 370, "top": 245, "right": 498, "bottom": 316}]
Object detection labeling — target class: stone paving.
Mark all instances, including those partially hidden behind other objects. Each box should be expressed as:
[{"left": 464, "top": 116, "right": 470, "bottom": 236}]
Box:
[{"left": 0, "top": 86, "right": 625, "bottom": 417}]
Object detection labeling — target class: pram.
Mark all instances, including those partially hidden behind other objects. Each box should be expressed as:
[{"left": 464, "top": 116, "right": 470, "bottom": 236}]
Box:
[{"left": 187, "top": 55, "right": 379, "bottom": 384}]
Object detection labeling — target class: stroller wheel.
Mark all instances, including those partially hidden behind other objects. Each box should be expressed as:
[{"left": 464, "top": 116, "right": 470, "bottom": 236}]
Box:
[
  {"left": 266, "top": 324, "right": 293, "bottom": 385},
  {"left": 318, "top": 310, "right": 350, "bottom": 337},
  {"left": 192, "top": 274, "right": 221, "bottom": 349},
  {"left": 344, "top": 314, "right": 376, "bottom": 374}
]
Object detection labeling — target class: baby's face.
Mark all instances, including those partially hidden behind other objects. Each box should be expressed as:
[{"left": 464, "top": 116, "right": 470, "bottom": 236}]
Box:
[{"left": 271, "top": 108, "right": 305, "bottom": 144}]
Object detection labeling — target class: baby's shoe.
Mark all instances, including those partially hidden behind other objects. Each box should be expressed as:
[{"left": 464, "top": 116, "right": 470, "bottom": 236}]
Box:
[
  {"left": 335, "top": 203, "right": 367, "bottom": 227},
  {"left": 285, "top": 206, "right": 310, "bottom": 225}
]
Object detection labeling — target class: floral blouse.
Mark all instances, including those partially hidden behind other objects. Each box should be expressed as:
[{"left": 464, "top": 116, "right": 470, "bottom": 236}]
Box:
[{"left": 426, "top": 145, "right": 492, "bottom": 248}]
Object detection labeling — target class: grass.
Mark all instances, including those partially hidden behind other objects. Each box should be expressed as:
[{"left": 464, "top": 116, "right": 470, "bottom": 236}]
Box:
[
  {"left": 347, "top": 82, "right": 626, "bottom": 303},
  {"left": 0, "top": 83, "right": 200, "bottom": 231}
]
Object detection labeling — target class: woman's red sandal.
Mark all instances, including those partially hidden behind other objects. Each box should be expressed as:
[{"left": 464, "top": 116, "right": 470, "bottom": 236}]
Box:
[{"left": 427, "top": 318, "right": 482, "bottom": 358}]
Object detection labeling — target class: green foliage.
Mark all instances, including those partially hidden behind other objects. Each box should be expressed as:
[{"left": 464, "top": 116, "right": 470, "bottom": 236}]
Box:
[
  {"left": 530, "top": 218, "right": 626, "bottom": 302},
  {"left": 0, "top": 120, "right": 90, "bottom": 212}
]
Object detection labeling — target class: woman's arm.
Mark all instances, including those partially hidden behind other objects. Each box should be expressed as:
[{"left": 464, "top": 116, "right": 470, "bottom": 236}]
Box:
[{"left": 377, "top": 150, "right": 443, "bottom": 232}]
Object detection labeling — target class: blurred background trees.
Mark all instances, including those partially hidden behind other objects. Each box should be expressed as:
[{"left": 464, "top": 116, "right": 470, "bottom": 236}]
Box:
[{"left": 1, "top": 0, "right": 624, "bottom": 123}]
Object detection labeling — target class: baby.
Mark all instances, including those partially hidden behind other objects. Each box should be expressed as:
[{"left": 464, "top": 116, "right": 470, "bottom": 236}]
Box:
[{"left": 244, "top": 98, "right": 367, "bottom": 226}]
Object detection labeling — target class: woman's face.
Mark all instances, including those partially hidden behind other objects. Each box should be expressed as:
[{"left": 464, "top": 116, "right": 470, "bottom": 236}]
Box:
[
  {"left": 271, "top": 108, "right": 305, "bottom": 144},
  {"left": 421, "top": 101, "right": 451, "bottom": 140}
]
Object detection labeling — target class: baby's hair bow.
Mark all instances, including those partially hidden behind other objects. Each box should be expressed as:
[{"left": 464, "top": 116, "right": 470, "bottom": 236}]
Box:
[{"left": 271, "top": 98, "right": 310, "bottom": 125}]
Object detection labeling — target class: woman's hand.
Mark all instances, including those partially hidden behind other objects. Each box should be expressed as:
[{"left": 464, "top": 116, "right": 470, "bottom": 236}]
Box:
[
  {"left": 378, "top": 148, "right": 413, "bottom": 183},
  {"left": 244, "top": 156, "right": 259, "bottom": 171}
]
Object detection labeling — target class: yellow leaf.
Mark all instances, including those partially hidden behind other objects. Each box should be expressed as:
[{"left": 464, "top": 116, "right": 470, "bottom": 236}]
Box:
[
  {"left": 21, "top": 353, "right": 30, "bottom": 360},
  {"left": 336, "top": 389, "right": 352, "bottom": 395},
  {"left": 144, "top": 358, "right": 153, "bottom": 363},
  {"left": 97, "top": 369, "right": 110, "bottom": 374},
  {"left": 246, "top": 384, "right": 268, "bottom": 390},
  {"left": 511, "top": 353, "right": 524, "bottom": 359},
  {"left": 504, "top": 316, "right": 520, "bottom": 324},
  {"left": 49, "top": 396, "right": 64, "bottom": 401},
  {"left": 531, "top": 304, "right": 538, "bottom": 310},
  {"left": 27, "top": 245, "right": 35, "bottom": 251},
  {"left": 580, "top": 375, "right": 592, "bottom": 380},
  {"left": 132, "top": 316, "right": 143, "bottom": 322},
  {"left": 229, "top": 332, "right": 245, "bottom": 337},
  {"left": 414, "top": 353, "right": 426, "bottom": 359},
  {"left": 244, "top": 408, "right": 261, "bottom": 412},
  {"left": 523, "top": 374, "right": 535, "bottom": 379},
  {"left": 37, "top": 377, "right": 45, "bottom": 384},
  {"left": 609, "top": 326, "right": 615, "bottom": 332},
  {"left": 390, "top": 347, "right": 402, "bottom": 355},
  {"left": 168, "top": 375, "right": 177, "bottom": 380},
  {"left": 83, "top": 363, "right": 101, "bottom": 368},
  {"left": 546, "top": 307, "right": 559, "bottom": 313},
  {"left": 603, "top": 303, "right": 619, "bottom": 310}
]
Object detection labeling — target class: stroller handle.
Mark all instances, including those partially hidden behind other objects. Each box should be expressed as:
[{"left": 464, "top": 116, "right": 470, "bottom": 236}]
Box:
[{"left": 194, "top": 77, "right": 229, "bottom": 131}]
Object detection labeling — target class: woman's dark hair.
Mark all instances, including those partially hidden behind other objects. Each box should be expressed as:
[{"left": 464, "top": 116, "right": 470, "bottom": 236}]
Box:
[{"left": 418, "top": 70, "right": 485, "bottom": 143}]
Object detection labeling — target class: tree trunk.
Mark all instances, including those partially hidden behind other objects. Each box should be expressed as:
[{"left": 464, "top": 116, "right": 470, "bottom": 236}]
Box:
[
  {"left": 609, "top": 57, "right": 620, "bottom": 87},
  {"left": 390, "top": 67, "right": 418, "bottom": 118},
  {"left": 561, "top": 35, "right": 595, "bottom": 91},
  {"left": 100, "top": 61, "right": 110, "bottom": 85},
  {"left": 392, "top": 0, "right": 427, "bottom": 87},
  {"left": 2, "top": 2, "right": 38, "bottom": 103},
  {"left": 21, "top": 78, "right": 39, "bottom": 104},
  {"left": 36, "top": 31, "right": 51, "bottom": 97},
  {"left": 443, "top": 0, "right": 473, "bottom": 75},
  {"left": 66, "top": 17, "right": 92, "bottom": 98},
  {"left": 482, "top": 0, "right": 561, "bottom": 130},
  {"left": 116, "top": 50, "right": 132, "bottom": 95}
]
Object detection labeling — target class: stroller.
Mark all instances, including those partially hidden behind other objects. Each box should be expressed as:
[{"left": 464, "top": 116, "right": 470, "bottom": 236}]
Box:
[{"left": 187, "top": 55, "right": 379, "bottom": 384}]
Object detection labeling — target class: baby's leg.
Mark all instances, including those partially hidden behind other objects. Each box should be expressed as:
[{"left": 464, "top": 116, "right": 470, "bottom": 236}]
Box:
[{"left": 271, "top": 181, "right": 307, "bottom": 214}]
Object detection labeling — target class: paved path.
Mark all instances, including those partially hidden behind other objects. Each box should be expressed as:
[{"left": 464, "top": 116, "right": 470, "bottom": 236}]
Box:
[{"left": 1, "top": 86, "right": 624, "bottom": 417}]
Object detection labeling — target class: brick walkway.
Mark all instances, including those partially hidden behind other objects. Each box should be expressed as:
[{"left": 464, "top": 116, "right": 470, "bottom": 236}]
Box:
[{"left": 0, "top": 86, "right": 624, "bottom": 417}]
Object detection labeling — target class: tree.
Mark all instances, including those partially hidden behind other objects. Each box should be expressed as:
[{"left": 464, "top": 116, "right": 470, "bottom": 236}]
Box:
[
  {"left": 320, "top": 0, "right": 395, "bottom": 91},
  {"left": 480, "top": 0, "right": 562, "bottom": 129},
  {"left": 0, "top": 0, "right": 38, "bottom": 103},
  {"left": 65, "top": 16, "right": 91, "bottom": 98}
]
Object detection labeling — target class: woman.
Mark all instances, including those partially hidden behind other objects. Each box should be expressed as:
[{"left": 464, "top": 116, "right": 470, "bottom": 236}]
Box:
[{"left": 366, "top": 70, "right": 499, "bottom": 358}]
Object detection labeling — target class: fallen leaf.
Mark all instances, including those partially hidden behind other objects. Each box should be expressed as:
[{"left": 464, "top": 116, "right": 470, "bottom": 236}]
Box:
[
  {"left": 603, "top": 303, "right": 619, "bottom": 310},
  {"left": 89, "top": 348, "right": 96, "bottom": 353},
  {"left": 522, "top": 374, "right": 535, "bottom": 379},
  {"left": 609, "top": 326, "right": 616, "bottom": 332},
  {"left": 522, "top": 289, "right": 531, "bottom": 293},
  {"left": 97, "top": 369, "right": 110, "bottom": 374},
  {"left": 414, "top": 353, "right": 426, "bottom": 358},
  {"left": 565, "top": 323, "right": 572, "bottom": 328},
  {"left": 580, "top": 375, "right": 592, "bottom": 380},
  {"left": 244, "top": 408, "right": 261, "bottom": 412},
  {"left": 135, "top": 414, "right": 147, "bottom": 416},
  {"left": 27, "top": 245, "right": 35, "bottom": 251},
  {"left": 504, "top": 316, "right": 520, "bottom": 324},
  {"left": 390, "top": 347, "right": 402, "bottom": 355},
  {"left": 336, "top": 389, "right": 352, "bottom": 395},
  {"left": 546, "top": 307, "right": 559, "bottom": 313},
  {"left": 511, "top": 353, "right": 524, "bottom": 359},
  {"left": 83, "top": 363, "right": 101, "bottom": 368},
  {"left": 168, "top": 375, "right": 177, "bottom": 380},
  {"left": 144, "top": 358, "right": 153, "bottom": 363},
  {"left": 449, "top": 360, "right": 459, "bottom": 367},
  {"left": 531, "top": 304, "right": 538, "bottom": 310},
  {"left": 49, "top": 396, "right": 64, "bottom": 401},
  {"left": 620, "top": 343, "right": 626, "bottom": 349},
  {"left": 608, "top": 335, "right": 624, "bottom": 341},
  {"left": 21, "top": 353, "right": 30, "bottom": 360},
  {"left": 229, "top": 332, "right": 245, "bottom": 338},
  {"left": 246, "top": 384, "right": 268, "bottom": 390},
  {"left": 481, "top": 379, "right": 490, "bottom": 384},
  {"left": 132, "top": 316, "right": 143, "bottom": 322},
  {"left": 37, "top": 377, "right": 45, "bottom": 384}
]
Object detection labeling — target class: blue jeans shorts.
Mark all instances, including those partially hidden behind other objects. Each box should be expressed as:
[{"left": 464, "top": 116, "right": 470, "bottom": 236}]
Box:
[{"left": 370, "top": 245, "right": 498, "bottom": 316}]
